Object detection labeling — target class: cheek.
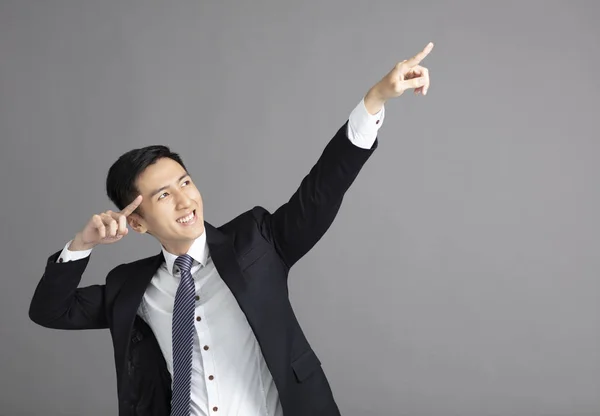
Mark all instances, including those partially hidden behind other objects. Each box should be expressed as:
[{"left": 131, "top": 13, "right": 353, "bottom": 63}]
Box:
[
  {"left": 189, "top": 188, "right": 202, "bottom": 204},
  {"left": 146, "top": 206, "right": 173, "bottom": 229}
]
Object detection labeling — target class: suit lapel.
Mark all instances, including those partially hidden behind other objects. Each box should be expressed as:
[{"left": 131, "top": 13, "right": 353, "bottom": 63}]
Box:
[
  {"left": 205, "top": 222, "right": 247, "bottom": 295},
  {"left": 204, "top": 223, "right": 262, "bottom": 324}
]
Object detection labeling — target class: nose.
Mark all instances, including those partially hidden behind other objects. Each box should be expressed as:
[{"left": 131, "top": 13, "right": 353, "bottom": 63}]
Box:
[{"left": 174, "top": 190, "right": 192, "bottom": 210}]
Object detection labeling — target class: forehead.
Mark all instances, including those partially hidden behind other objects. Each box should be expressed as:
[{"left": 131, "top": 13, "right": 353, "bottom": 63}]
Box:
[{"left": 135, "top": 158, "right": 187, "bottom": 192}]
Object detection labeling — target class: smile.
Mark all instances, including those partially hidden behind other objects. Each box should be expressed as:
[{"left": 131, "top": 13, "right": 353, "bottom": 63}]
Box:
[{"left": 176, "top": 210, "right": 197, "bottom": 225}]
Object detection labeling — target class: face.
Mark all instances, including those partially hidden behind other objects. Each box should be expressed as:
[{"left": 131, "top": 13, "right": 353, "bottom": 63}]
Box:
[{"left": 128, "top": 157, "right": 204, "bottom": 255}]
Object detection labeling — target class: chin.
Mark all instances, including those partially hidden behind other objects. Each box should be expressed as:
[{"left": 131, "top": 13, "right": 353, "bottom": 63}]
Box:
[{"left": 190, "top": 224, "right": 205, "bottom": 238}]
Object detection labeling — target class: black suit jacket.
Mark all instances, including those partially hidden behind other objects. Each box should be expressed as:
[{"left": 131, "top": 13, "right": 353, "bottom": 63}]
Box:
[{"left": 29, "top": 121, "right": 378, "bottom": 415}]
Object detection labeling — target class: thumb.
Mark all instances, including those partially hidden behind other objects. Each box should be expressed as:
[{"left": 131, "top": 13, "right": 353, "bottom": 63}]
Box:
[{"left": 400, "top": 77, "right": 426, "bottom": 91}]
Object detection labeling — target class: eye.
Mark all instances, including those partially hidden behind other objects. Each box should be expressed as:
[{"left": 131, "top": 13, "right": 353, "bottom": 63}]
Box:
[
  {"left": 182, "top": 180, "right": 190, "bottom": 187},
  {"left": 158, "top": 192, "right": 169, "bottom": 200}
]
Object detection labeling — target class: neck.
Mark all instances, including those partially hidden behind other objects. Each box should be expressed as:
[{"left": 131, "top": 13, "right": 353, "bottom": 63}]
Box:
[{"left": 162, "top": 241, "right": 195, "bottom": 256}]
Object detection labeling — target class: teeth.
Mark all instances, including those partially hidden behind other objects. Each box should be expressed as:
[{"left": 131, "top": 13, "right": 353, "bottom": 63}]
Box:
[{"left": 177, "top": 212, "right": 194, "bottom": 223}]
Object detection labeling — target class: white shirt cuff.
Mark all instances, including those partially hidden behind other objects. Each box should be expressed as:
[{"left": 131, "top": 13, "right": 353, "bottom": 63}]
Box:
[
  {"left": 346, "top": 97, "right": 385, "bottom": 149},
  {"left": 57, "top": 240, "right": 93, "bottom": 263}
]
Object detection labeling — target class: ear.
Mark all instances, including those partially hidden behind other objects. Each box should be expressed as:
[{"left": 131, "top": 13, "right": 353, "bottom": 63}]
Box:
[{"left": 127, "top": 214, "right": 148, "bottom": 234}]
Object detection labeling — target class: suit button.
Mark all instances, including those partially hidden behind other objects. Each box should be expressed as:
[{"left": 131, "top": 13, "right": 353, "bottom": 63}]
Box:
[
  {"left": 203, "top": 345, "right": 209, "bottom": 351},
  {"left": 196, "top": 316, "right": 201, "bottom": 322}
]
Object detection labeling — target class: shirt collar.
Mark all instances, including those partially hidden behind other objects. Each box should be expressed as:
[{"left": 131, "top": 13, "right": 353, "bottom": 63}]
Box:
[{"left": 161, "top": 231, "right": 209, "bottom": 276}]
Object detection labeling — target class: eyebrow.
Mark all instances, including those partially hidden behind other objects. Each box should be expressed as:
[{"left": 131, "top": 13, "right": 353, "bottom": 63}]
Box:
[{"left": 149, "top": 173, "right": 190, "bottom": 198}]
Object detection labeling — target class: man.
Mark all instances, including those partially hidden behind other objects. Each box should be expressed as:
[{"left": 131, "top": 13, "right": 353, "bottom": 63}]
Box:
[{"left": 29, "top": 42, "right": 433, "bottom": 416}]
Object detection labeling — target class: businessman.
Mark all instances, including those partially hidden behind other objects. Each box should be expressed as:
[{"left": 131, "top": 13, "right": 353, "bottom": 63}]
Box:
[{"left": 29, "top": 42, "right": 433, "bottom": 416}]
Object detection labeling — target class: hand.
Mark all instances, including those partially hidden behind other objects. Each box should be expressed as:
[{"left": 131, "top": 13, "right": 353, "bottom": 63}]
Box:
[
  {"left": 69, "top": 195, "right": 143, "bottom": 251},
  {"left": 364, "top": 42, "right": 433, "bottom": 114}
]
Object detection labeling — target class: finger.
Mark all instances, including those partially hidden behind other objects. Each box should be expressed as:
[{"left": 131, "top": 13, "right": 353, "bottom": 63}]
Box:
[
  {"left": 109, "top": 218, "right": 118, "bottom": 237},
  {"left": 93, "top": 215, "right": 107, "bottom": 239},
  {"left": 103, "top": 210, "right": 128, "bottom": 237},
  {"left": 118, "top": 214, "right": 128, "bottom": 236},
  {"left": 404, "top": 42, "right": 434, "bottom": 68},
  {"left": 100, "top": 213, "right": 113, "bottom": 225},
  {"left": 406, "top": 66, "right": 430, "bottom": 95},
  {"left": 406, "top": 66, "right": 422, "bottom": 77},
  {"left": 399, "top": 76, "right": 427, "bottom": 91},
  {"left": 120, "top": 195, "right": 143, "bottom": 217},
  {"left": 408, "top": 66, "right": 423, "bottom": 95},
  {"left": 101, "top": 213, "right": 118, "bottom": 237},
  {"left": 417, "top": 66, "right": 430, "bottom": 95},
  {"left": 409, "top": 65, "right": 427, "bottom": 77},
  {"left": 106, "top": 209, "right": 126, "bottom": 224}
]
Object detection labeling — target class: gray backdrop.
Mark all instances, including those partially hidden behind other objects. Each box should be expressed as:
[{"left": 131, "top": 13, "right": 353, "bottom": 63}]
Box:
[{"left": 1, "top": 1, "right": 599, "bottom": 415}]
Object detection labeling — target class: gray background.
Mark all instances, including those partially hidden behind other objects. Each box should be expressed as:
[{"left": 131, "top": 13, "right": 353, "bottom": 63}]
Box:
[{"left": 1, "top": 1, "right": 599, "bottom": 415}]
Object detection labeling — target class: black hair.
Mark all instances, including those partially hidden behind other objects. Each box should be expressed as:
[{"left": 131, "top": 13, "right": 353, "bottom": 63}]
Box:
[{"left": 106, "top": 145, "right": 187, "bottom": 214}]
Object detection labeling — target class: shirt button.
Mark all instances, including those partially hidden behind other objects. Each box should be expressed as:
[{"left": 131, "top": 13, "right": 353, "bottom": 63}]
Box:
[
  {"left": 208, "top": 375, "right": 214, "bottom": 380},
  {"left": 58, "top": 258, "right": 63, "bottom": 263},
  {"left": 195, "top": 295, "right": 200, "bottom": 301},
  {"left": 213, "top": 407, "right": 218, "bottom": 412},
  {"left": 203, "top": 345, "right": 209, "bottom": 351},
  {"left": 376, "top": 119, "right": 380, "bottom": 124},
  {"left": 196, "top": 316, "right": 201, "bottom": 322}
]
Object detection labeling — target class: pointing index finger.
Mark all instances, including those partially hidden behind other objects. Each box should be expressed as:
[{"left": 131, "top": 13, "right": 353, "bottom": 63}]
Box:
[
  {"left": 120, "top": 195, "right": 143, "bottom": 216},
  {"left": 405, "top": 42, "right": 434, "bottom": 68}
]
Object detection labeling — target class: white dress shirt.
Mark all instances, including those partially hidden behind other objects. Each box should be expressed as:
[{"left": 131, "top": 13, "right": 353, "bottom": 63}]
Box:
[{"left": 57, "top": 98, "right": 385, "bottom": 415}]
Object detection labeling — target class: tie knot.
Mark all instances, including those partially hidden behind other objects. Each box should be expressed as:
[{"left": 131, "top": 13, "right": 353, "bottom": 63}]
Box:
[{"left": 174, "top": 254, "right": 194, "bottom": 275}]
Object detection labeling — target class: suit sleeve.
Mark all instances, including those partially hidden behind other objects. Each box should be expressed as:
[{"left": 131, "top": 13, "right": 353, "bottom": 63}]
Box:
[
  {"left": 28, "top": 249, "right": 109, "bottom": 330},
  {"left": 257, "top": 120, "right": 378, "bottom": 270}
]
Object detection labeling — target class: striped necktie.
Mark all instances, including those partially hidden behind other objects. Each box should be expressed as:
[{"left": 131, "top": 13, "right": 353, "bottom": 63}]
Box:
[{"left": 171, "top": 254, "right": 195, "bottom": 416}]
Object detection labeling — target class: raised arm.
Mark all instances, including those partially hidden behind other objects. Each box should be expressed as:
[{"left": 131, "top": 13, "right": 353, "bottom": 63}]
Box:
[
  {"left": 259, "top": 42, "right": 434, "bottom": 269},
  {"left": 28, "top": 196, "right": 142, "bottom": 329}
]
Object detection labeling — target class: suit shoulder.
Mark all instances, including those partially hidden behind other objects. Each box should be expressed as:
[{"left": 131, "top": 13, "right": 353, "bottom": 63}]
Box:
[
  {"left": 105, "top": 254, "right": 162, "bottom": 285},
  {"left": 215, "top": 206, "right": 275, "bottom": 248},
  {"left": 215, "top": 206, "right": 270, "bottom": 230}
]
